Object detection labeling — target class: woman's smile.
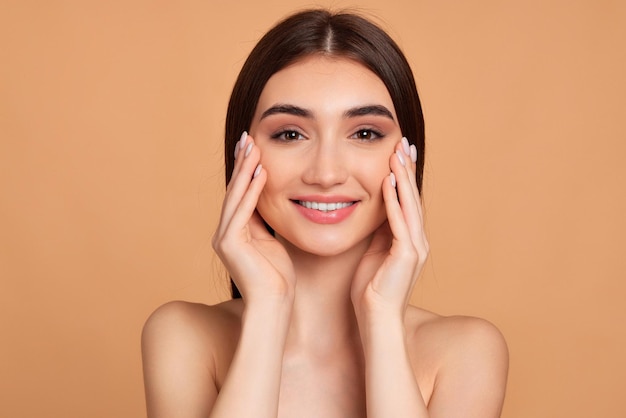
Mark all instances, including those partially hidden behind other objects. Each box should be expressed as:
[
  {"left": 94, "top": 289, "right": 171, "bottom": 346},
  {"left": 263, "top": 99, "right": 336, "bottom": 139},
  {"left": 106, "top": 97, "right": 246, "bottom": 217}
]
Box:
[
  {"left": 291, "top": 196, "right": 359, "bottom": 224},
  {"left": 294, "top": 200, "right": 355, "bottom": 212}
]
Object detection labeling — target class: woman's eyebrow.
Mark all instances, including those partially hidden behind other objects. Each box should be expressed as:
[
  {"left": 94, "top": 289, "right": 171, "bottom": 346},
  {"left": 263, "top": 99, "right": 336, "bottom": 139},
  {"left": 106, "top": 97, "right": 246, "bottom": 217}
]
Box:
[
  {"left": 344, "top": 105, "right": 394, "bottom": 121},
  {"left": 261, "top": 104, "right": 312, "bottom": 119},
  {"left": 259, "top": 103, "right": 395, "bottom": 121}
]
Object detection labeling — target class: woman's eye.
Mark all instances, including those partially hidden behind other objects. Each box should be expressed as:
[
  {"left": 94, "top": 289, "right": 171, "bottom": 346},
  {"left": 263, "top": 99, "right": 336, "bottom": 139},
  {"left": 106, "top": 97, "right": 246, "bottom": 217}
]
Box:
[
  {"left": 271, "top": 130, "right": 305, "bottom": 141},
  {"left": 351, "top": 129, "right": 384, "bottom": 141}
]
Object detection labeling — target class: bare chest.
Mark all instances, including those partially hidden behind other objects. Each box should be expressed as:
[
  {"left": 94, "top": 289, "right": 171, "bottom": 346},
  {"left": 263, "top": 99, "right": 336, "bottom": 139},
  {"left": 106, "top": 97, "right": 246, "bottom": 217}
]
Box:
[
  {"left": 277, "top": 359, "right": 366, "bottom": 418},
  {"left": 276, "top": 347, "right": 438, "bottom": 418}
]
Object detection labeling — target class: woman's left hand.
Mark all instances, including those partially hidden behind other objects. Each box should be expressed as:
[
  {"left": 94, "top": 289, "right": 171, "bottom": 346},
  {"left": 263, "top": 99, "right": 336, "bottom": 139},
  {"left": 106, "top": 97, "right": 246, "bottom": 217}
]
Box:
[{"left": 350, "top": 137, "right": 429, "bottom": 321}]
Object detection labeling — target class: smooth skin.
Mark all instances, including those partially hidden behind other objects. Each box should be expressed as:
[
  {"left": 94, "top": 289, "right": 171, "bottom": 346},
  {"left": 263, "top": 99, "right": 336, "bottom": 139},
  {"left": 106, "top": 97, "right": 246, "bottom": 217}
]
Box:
[{"left": 142, "top": 56, "right": 508, "bottom": 418}]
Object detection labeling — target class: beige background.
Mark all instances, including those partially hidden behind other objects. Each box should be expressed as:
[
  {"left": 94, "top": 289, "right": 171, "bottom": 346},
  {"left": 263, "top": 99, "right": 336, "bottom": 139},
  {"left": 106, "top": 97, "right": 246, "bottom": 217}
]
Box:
[{"left": 1, "top": 0, "right": 625, "bottom": 417}]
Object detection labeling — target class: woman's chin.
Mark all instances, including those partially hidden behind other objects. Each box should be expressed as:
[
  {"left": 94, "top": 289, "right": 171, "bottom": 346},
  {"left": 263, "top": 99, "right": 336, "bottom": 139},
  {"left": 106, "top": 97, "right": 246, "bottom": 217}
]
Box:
[{"left": 276, "top": 233, "right": 371, "bottom": 259}]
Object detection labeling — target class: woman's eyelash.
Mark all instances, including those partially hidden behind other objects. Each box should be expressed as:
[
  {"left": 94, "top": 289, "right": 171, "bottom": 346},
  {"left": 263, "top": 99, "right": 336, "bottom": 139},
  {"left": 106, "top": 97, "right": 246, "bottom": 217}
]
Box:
[
  {"left": 270, "top": 129, "right": 305, "bottom": 141},
  {"left": 351, "top": 128, "right": 385, "bottom": 141},
  {"left": 270, "top": 128, "right": 385, "bottom": 142}
]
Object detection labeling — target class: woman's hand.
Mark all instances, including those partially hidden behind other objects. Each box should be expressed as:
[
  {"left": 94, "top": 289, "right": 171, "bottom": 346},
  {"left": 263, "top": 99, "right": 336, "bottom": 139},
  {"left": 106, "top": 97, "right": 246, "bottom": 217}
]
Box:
[
  {"left": 350, "top": 137, "right": 429, "bottom": 321},
  {"left": 212, "top": 132, "right": 296, "bottom": 305}
]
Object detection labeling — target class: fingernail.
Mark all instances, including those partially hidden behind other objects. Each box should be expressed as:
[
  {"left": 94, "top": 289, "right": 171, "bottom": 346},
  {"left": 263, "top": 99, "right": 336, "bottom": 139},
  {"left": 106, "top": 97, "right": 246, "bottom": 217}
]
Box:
[
  {"left": 239, "top": 131, "right": 248, "bottom": 149},
  {"left": 390, "top": 172, "right": 396, "bottom": 188},
  {"left": 410, "top": 144, "right": 417, "bottom": 163},
  {"left": 244, "top": 142, "right": 253, "bottom": 158},
  {"left": 235, "top": 131, "right": 248, "bottom": 159},
  {"left": 395, "top": 150, "right": 406, "bottom": 166},
  {"left": 253, "top": 164, "right": 262, "bottom": 178},
  {"left": 401, "top": 137, "right": 410, "bottom": 155}
]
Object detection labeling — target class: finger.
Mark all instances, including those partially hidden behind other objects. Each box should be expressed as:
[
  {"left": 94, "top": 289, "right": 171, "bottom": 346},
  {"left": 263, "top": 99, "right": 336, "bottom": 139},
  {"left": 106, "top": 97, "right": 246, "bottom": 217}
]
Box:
[
  {"left": 397, "top": 138, "right": 425, "bottom": 224},
  {"left": 217, "top": 137, "right": 262, "bottom": 236},
  {"left": 224, "top": 138, "right": 259, "bottom": 205},
  {"left": 394, "top": 140, "right": 425, "bottom": 222},
  {"left": 407, "top": 142, "right": 426, "bottom": 222},
  {"left": 375, "top": 177, "right": 421, "bottom": 297},
  {"left": 228, "top": 131, "right": 249, "bottom": 188},
  {"left": 385, "top": 172, "right": 429, "bottom": 286},
  {"left": 405, "top": 140, "right": 428, "bottom": 244},
  {"left": 399, "top": 137, "right": 419, "bottom": 200},
  {"left": 390, "top": 145, "right": 421, "bottom": 230},
  {"left": 390, "top": 147, "right": 428, "bottom": 255},
  {"left": 223, "top": 164, "right": 267, "bottom": 240},
  {"left": 381, "top": 173, "right": 412, "bottom": 246}
]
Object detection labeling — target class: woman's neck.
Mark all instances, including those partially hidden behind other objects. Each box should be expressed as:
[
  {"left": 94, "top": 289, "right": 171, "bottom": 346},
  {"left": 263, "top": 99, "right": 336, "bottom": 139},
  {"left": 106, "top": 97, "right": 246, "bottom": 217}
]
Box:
[{"left": 276, "top": 234, "right": 371, "bottom": 354}]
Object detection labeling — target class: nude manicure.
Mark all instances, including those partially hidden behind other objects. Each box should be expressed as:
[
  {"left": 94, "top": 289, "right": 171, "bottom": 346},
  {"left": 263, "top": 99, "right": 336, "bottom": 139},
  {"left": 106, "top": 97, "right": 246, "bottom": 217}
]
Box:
[
  {"left": 401, "top": 137, "right": 410, "bottom": 155},
  {"left": 253, "top": 164, "right": 262, "bottom": 178},
  {"left": 410, "top": 144, "right": 417, "bottom": 163},
  {"left": 244, "top": 142, "right": 253, "bottom": 158},
  {"left": 396, "top": 150, "right": 406, "bottom": 166},
  {"left": 239, "top": 131, "right": 248, "bottom": 149},
  {"left": 235, "top": 131, "right": 248, "bottom": 159}
]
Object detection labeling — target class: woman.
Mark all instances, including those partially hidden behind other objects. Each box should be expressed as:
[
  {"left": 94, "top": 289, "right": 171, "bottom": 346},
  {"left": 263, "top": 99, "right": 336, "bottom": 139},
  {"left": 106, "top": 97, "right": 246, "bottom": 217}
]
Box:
[{"left": 142, "top": 9, "right": 508, "bottom": 418}]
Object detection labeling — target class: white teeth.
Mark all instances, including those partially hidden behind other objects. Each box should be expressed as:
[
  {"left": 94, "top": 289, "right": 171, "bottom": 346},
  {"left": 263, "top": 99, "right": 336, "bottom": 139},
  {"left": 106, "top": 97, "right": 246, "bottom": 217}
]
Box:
[{"left": 297, "top": 200, "right": 354, "bottom": 212}]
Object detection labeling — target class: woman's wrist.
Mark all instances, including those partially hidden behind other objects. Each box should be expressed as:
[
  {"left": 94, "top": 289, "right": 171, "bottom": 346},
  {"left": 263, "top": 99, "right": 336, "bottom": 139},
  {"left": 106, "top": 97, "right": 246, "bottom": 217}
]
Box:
[
  {"left": 354, "top": 301, "right": 404, "bottom": 328},
  {"left": 355, "top": 308, "right": 406, "bottom": 349},
  {"left": 242, "top": 295, "right": 294, "bottom": 324}
]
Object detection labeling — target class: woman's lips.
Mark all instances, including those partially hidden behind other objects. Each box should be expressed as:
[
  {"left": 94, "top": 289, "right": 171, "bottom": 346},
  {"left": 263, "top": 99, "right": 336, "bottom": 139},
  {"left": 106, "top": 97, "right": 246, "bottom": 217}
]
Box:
[
  {"left": 291, "top": 198, "right": 359, "bottom": 224},
  {"left": 295, "top": 200, "right": 355, "bottom": 211}
]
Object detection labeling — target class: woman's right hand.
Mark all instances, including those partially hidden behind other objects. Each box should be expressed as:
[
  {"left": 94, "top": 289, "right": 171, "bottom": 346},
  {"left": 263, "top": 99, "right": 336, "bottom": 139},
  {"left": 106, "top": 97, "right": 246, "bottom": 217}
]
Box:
[{"left": 212, "top": 132, "right": 296, "bottom": 305}]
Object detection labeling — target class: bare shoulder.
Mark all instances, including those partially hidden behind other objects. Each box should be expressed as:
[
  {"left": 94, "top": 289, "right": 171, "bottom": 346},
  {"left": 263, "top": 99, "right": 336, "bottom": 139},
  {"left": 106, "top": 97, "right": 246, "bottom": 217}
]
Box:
[
  {"left": 141, "top": 299, "right": 244, "bottom": 377},
  {"left": 142, "top": 299, "right": 243, "bottom": 342},
  {"left": 405, "top": 306, "right": 508, "bottom": 357},
  {"left": 141, "top": 299, "right": 243, "bottom": 417},
  {"left": 405, "top": 306, "right": 509, "bottom": 416}
]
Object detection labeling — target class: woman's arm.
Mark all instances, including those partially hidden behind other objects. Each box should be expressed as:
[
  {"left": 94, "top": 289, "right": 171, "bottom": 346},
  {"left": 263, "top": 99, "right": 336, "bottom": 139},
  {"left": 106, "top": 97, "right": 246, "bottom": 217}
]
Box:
[
  {"left": 351, "top": 138, "right": 431, "bottom": 417},
  {"left": 211, "top": 134, "right": 296, "bottom": 417},
  {"left": 142, "top": 133, "right": 296, "bottom": 417},
  {"left": 352, "top": 137, "right": 508, "bottom": 416},
  {"left": 357, "top": 313, "right": 508, "bottom": 418},
  {"left": 358, "top": 312, "right": 430, "bottom": 417},
  {"left": 141, "top": 299, "right": 293, "bottom": 418},
  {"left": 209, "top": 300, "right": 293, "bottom": 418}
]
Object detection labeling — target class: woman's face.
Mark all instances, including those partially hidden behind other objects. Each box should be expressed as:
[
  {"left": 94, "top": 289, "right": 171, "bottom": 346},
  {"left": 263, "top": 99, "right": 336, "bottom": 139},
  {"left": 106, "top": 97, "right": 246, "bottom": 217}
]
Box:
[{"left": 249, "top": 55, "right": 402, "bottom": 256}]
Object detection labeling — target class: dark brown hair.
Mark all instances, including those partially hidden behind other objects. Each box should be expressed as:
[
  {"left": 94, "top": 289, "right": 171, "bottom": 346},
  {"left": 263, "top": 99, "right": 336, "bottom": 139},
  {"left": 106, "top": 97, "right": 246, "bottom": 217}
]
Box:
[{"left": 224, "top": 9, "right": 425, "bottom": 298}]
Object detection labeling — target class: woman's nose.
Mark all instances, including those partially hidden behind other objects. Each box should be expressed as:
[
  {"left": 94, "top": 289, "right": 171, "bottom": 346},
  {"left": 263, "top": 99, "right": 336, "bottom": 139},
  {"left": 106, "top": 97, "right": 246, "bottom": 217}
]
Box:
[{"left": 301, "top": 140, "right": 349, "bottom": 188}]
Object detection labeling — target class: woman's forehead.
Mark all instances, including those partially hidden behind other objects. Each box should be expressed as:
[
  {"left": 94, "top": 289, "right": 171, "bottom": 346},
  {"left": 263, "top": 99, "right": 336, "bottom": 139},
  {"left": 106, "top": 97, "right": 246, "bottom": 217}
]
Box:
[{"left": 255, "top": 55, "right": 396, "bottom": 118}]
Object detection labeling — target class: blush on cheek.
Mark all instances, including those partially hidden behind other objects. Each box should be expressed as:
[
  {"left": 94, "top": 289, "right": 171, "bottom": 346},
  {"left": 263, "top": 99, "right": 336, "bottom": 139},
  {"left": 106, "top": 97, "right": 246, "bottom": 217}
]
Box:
[
  {"left": 255, "top": 192, "right": 281, "bottom": 225},
  {"left": 256, "top": 193, "right": 269, "bottom": 214},
  {"left": 254, "top": 199, "right": 277, "bottom": 234}
]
